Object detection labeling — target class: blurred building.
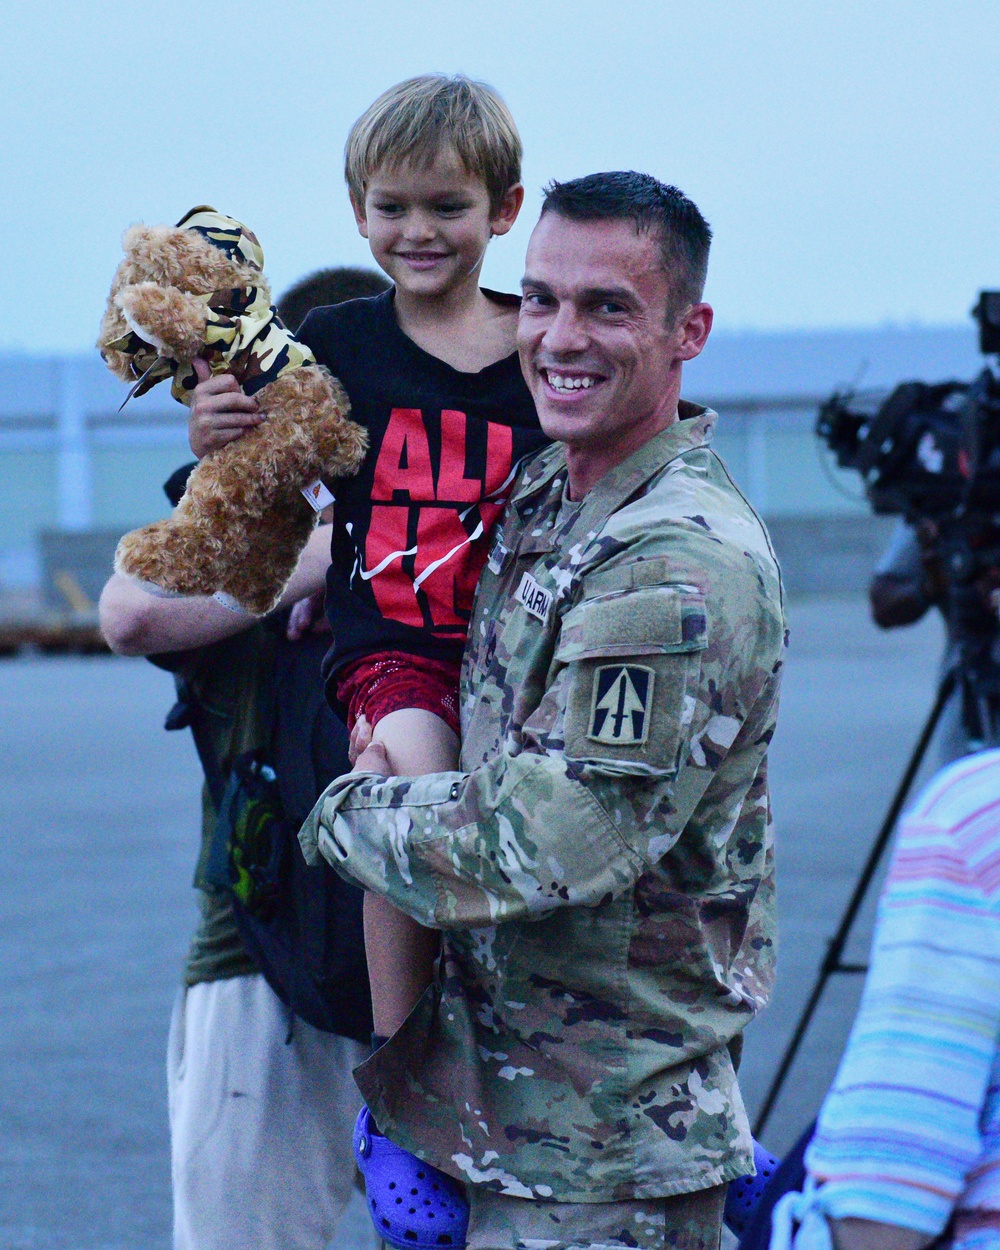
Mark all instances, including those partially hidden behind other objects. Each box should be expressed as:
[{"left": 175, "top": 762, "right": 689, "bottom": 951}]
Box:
[{"left": 0, "top": 324, "right": 984, "bottom": 612}]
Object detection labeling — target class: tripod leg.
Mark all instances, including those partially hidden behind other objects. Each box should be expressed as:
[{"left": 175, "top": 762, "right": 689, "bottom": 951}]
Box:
[{"left": 752, "top": 667, "right": 957, "bottom": 1139}]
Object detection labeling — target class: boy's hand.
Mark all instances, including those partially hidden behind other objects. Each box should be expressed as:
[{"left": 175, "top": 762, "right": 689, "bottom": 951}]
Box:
[
  {"left": 286, "top": 589, "right": 329, "bottom": 641},
  {"left": 349, "top": 714, "right": 374, "bottom": 765},
  {"left": 188, "top": 358, "right": 263, "bottom": 457}
]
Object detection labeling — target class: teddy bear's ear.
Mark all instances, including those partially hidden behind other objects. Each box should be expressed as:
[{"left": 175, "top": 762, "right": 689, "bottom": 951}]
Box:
[{"left": 122, "top": 223, "right": 159, "bottom": 257}]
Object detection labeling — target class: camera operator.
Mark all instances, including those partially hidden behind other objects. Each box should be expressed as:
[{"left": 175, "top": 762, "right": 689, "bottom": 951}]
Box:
[
  {"left": 869, "top": 513, "right": 1000, "bottom": 764},
  {"left": 869, "top": 518, "right": 947, "bottom": 631},
  {"left": 869, "top": 517, "right": 975, "bottom": 764}
]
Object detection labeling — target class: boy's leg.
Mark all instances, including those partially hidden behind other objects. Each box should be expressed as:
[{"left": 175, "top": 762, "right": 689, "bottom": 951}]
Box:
[
  {"left": 364, "top": 894, "right": 443, "bottom": 1036},
  {"left": 370, "top": 706, "right": 460, "bottom": 775},
  {"left": 360, "top": 708, "right": 459, "bottom": 1037}
]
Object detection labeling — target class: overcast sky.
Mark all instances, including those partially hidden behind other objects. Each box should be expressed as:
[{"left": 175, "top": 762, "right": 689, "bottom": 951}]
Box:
[{"left": 2, "top": 0, "right": 999, "bottom": 352}]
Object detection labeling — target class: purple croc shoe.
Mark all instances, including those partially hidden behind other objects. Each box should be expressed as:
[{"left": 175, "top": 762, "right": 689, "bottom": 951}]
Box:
[
  {"left": 354, "top": 1106, "right": 470, "bottom": 1250},
  {"left": 724, "top": 1137, "right": 780, "bottom": 1238}
]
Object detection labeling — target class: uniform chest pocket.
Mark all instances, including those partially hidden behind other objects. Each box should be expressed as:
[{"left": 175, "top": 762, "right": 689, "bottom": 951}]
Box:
[{"left": 554, "top": 584, "right": 707, "bottom": 775}]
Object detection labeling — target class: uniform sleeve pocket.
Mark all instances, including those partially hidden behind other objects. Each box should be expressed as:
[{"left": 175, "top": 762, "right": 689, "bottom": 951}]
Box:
[{"left": 554, "top": 586, "right": 707, "bottom": 774}]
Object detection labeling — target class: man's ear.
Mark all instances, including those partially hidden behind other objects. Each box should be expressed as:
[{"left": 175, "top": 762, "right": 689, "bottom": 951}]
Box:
[
  {"left": 350, "top": 192, "right": 369, "bottom": 239},
  {"left": 490, "top": 183, "right": 525, "bottom": 239},
  {"left": 674, "top": 302, "right": 713, "bottom": 363}
]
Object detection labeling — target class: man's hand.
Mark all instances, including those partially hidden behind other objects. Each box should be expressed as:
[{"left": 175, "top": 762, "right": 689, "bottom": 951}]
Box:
[
  {"left": 188, "top": 357, "right": 263, "bottom": 457},
  {"left": 350, "top": 715, "right": 392, "bottom": 774},
  {"left": 353, "top": 739, "right": 391, "bottom": 777},
  {"left": 349, "top": 714, "right": 374, "bottom": 765}
]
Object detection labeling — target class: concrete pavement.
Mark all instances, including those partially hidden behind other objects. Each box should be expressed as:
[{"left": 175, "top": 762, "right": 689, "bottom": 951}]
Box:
[{"left": 0, "top": 595, "right": 947, "bottom": 1246}]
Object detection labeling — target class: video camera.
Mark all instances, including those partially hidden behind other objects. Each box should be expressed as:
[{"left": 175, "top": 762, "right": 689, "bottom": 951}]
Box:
[
  {"left": 816, "top": 292, "right": 1000, "bottom": 740},
  {"left": 817, "top": 292, "right": 1000, "bottom": 519}
]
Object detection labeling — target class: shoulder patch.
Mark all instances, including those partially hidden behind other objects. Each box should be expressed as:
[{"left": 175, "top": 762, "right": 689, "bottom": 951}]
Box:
[{"left": 588, "top": 664, "right": 655, "bottom": 746}]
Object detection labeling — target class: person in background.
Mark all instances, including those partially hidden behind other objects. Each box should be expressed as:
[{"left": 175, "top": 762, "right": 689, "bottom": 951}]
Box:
[
  {"left": 869, "top": 518, "right": 969, "bottom": 763},
  {"left": 98, "top": 266, "right": 389, "bottom": 1250},
  {"left": 772, "top": 750, "right": 1000, "bottom": 1250},
  {"left": 277, "top": 266, "right": 391, "bottom": 341}
]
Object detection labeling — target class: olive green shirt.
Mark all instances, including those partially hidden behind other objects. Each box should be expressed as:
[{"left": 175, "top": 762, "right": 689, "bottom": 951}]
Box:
[{"left": 158, "top": 627, "right": 275, "bottom": 986}]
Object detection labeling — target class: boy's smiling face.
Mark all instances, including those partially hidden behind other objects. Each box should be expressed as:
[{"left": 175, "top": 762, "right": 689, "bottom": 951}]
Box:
[{"left": 353, "top": 146, "right": 521, "bottom": 299}]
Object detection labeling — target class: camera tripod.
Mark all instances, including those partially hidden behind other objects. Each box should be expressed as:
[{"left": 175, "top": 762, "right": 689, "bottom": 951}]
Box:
[{"left": 753, "top": 659, "right": 996, "bottom": 1138}]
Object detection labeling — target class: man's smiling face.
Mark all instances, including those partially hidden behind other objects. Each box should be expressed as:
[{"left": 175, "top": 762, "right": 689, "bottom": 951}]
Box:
[{"left": 518, "top": 212, "right": 711, "bottom": 494}]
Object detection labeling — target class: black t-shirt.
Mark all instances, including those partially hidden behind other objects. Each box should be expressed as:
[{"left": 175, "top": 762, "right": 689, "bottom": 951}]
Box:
[{"left": 297, "top": 289, "right": 547, "bottom": 694}]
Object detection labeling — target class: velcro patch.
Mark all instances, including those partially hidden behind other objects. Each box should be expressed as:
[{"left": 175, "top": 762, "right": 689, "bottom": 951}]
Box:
[
  {"left": 516, "top": 572, "right": 553, "bottom": 622},
  {"left": 487, "top": 534, "right": 510, "bottom": 575},
  {"left": 588, "top": 664, "right": 654, "bottom": 746}
]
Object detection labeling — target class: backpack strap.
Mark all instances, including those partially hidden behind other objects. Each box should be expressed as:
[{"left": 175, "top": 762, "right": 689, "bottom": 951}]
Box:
[
  {"left": 164, "top": 675, "right": 228, "bottom": 808},
  {"left": 164, "top": 640, "right": 280, "bottom": 811}
]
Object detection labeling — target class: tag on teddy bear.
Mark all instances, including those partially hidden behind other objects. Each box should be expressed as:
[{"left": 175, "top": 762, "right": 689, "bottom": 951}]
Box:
[{"left": 301, "top": 479, "right": 335, "bottom": 512}]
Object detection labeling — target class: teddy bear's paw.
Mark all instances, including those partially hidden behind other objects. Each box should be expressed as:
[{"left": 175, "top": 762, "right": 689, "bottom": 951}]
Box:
[
  {"left": 215, "top": 560, "right": 290, "bottom": 616},
  {"left": 314, "top": 403, "right": 369, "bottom": 479},
  {"left": 215, "top": 509, "right": 317, "bottom": 616},
  {"left": 115, "top": 284, "right": 209, "bottom": 361},
  {"left": 115, "top": 519, "right": 229, "bottom": 596},
  {"left": 215, "top": 582, "right": 283, "bottom": 617}
]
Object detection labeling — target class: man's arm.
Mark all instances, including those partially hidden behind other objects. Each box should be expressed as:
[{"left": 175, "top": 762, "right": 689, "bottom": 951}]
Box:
[
  {"left": 99, "top": 522, "right": 332, "bottom": 655},
  {"left": 301, "top": 749, "right": 654, "bottom": 929},
  {"left": 868, "top": 519, "right": 944, "bottom": 629},
  {"left": 301, "top": 632, "right": 778, "bottom": 931}
]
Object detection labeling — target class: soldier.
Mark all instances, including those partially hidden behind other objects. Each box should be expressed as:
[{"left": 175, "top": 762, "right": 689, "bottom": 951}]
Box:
[{"left": 301, "top": 171, "right": 787, "bottom": 1250}]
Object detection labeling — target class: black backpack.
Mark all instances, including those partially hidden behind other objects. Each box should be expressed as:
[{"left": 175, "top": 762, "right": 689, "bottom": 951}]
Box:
[{"left": 168, "top": 623, "right": 373, "bottom": 1043}]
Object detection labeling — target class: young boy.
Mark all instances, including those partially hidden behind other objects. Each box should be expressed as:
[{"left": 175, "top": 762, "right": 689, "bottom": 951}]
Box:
[{"left": 189, "top": 71, "right": 546, "bottom": 1125}]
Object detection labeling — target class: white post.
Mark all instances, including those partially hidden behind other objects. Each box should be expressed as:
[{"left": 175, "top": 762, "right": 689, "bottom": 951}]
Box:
[
  {"left": 746, "top": 410, "right": 769, "bottom": 515},
  {"left": 56, "top": 356, "right": 92, "bottom": 530}
]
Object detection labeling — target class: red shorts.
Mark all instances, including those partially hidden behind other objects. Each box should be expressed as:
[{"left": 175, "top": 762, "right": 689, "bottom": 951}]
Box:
[{"left": 336, "top": 651, "right": 461, "bottom": 738}]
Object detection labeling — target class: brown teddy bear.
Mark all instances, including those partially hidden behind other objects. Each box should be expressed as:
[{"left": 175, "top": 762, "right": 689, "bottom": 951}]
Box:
[{"left": 98, "top": 206, "right": 367, "bottom": 615}]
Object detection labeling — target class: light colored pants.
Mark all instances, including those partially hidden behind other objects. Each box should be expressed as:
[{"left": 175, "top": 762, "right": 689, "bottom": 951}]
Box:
[{"left": 167, "top": 972, "right": 374, "bottom": 1250}]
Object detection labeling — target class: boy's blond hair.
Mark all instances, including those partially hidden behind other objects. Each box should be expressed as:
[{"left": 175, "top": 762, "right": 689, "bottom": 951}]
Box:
[{"left": 345, "top": 75, "right": 522, "bottom": 215}]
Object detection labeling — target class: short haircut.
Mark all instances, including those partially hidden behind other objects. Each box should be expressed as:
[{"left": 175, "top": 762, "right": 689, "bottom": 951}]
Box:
[
  {"left": 276, "top": 266, "right": 390, "bottom": 332},
  {"left": 345, "top": 74, "right": 522, "bottom": 215},
  {"left": 540, "top": 171, "right": 712, "bottom": 314}
]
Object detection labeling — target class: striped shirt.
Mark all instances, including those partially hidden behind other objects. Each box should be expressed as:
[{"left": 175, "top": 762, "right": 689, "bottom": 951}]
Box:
[{"left": 806, "top": 749, "right": 1000, "bottom": 1245}]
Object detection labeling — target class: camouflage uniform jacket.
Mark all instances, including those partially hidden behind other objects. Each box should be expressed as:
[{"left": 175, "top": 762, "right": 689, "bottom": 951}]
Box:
[{"left": 300, "top": 403, "right": 786, "bottom": 1202}]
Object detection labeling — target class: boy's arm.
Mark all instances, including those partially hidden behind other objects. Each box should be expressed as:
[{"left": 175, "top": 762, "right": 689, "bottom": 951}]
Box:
[{"left": 99, "top": 523, "right": 332, "bottom": 656}]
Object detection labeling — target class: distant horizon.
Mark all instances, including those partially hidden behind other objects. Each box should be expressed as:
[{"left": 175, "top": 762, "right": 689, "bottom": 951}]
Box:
[
  {"left": 2, "top": 319, "right": 987, "bottom": 414},
  {"left": 0, "top": 317, "right": 983, "bottom": 359}
]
